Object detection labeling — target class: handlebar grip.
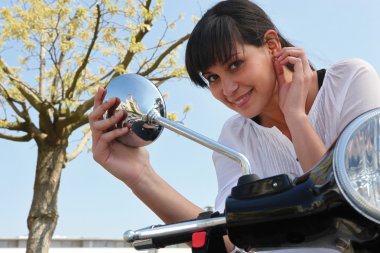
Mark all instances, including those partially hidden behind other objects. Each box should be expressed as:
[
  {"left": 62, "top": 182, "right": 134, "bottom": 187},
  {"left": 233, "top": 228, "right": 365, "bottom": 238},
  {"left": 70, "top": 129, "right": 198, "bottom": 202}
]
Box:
[{"left": 124, "top": 216, "right": 226, "bottom": 244}]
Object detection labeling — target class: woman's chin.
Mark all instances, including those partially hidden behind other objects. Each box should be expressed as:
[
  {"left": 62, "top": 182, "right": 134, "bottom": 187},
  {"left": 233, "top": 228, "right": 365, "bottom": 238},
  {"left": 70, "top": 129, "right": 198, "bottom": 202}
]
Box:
[{"left": 239, "top": 111, "right": 258, "bottom": 119}]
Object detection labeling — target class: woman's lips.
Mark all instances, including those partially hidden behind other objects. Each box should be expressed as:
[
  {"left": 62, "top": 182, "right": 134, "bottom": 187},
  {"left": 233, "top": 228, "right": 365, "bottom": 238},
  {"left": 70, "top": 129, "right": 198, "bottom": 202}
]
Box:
[{"left": 229, "top": 89, "right": 253, "bottom": 108}]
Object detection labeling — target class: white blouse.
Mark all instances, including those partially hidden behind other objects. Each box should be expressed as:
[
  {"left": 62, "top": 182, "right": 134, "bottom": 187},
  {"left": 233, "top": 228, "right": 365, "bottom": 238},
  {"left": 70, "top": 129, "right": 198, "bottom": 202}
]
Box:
[{"left": 212, "top": 59, "right": 380, "bottom": 253}]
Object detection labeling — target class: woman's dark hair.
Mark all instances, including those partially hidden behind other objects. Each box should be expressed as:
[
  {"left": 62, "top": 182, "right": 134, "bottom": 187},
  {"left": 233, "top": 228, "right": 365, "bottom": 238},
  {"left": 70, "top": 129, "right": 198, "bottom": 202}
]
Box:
[{"left": 185, "top": 0, "right": 295, "bottom": 88}]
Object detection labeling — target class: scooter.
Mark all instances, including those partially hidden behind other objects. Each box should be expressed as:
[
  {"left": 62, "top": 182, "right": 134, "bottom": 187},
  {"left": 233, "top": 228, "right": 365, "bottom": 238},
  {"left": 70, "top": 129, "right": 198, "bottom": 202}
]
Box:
[{"left": 103, "top": 74, "right": 380, "bottom": 253}]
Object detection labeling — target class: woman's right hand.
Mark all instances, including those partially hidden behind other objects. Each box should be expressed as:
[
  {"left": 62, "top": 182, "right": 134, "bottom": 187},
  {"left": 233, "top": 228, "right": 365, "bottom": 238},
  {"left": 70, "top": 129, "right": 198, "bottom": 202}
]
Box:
[
  {"left": 90, "top": 88, "right": 203, "bottom": 226},
  {"left": 89, "top": 87, "right": 151, "bottom": 188}
]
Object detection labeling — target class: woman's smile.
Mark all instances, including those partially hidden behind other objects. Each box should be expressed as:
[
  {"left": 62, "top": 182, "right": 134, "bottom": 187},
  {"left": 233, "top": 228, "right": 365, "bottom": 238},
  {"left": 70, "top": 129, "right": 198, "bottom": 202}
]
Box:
[{"left": 227, "top": 88, "right": 253, "bottom": 108}]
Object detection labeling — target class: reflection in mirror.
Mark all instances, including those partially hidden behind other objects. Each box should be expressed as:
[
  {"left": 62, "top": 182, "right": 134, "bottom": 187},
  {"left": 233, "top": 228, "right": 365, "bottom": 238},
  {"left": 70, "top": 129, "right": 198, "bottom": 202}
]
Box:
[{"left": 103, "top": 74, "right": 166, "bottom": 147}]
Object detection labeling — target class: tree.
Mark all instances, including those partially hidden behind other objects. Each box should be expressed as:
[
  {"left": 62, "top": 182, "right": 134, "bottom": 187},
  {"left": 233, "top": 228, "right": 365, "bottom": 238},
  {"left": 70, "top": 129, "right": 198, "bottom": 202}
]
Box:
[{"left": 0, "top": 0, "right": 189, "bottom": 252}]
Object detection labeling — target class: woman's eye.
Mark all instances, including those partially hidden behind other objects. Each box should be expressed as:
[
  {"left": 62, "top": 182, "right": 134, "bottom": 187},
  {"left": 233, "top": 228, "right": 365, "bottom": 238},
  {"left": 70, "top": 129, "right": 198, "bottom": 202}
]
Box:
[
  {"left": 229, "top": 60, "right": 242, "bottom": 70},
  {"left": 207, "top": 75, "right": 219, "bottom": 83}
]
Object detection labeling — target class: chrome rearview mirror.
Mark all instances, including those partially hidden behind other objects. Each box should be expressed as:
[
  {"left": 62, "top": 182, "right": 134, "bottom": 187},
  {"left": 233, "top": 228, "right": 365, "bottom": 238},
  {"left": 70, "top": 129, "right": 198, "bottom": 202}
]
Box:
[
  {"left": 103, "top": 74, "right": 166, "bottom": 148},
  {"left": 104, "top": 74, "right": 252, "bottom": 175}
]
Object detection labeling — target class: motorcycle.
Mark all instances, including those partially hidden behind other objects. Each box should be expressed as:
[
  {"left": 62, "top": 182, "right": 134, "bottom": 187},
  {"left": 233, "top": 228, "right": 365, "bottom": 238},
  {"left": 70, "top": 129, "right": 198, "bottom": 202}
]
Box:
[{"left": 103, "top": 74, "right": 380, "bottom": 253}]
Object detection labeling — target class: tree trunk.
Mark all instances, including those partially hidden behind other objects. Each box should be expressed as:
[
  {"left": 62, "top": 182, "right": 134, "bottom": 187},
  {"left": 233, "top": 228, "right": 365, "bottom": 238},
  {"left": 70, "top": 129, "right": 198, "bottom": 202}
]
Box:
[{"left": 26, "top": 140, "right": 68, "bottom": 253}]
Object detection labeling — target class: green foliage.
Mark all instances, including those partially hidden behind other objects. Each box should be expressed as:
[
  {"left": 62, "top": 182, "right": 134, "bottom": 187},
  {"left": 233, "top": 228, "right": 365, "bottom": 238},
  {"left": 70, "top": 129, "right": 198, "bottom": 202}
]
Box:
[{"left": 0, "top": 0, "right": 190, "bottom": 143}]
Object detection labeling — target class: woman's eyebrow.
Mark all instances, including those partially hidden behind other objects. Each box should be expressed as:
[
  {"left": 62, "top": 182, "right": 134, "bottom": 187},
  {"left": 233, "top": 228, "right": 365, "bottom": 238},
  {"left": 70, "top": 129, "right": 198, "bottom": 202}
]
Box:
[
  {"left": 200, "top": 71, "right": 209, "bottom": 76},
  {"left": 222, "top": 51, "right": 241, "bottom": 65}
]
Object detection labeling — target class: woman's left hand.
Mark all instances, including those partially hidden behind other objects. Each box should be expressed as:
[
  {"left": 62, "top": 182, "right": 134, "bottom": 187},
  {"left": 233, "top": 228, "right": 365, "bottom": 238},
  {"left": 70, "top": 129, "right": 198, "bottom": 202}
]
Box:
[{"left": 273, "top": 47, "right": 314, "bottom": 123}]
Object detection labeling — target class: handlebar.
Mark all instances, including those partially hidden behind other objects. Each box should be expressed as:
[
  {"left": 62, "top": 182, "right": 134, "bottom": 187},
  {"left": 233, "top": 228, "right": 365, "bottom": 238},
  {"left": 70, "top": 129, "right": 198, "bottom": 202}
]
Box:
[{"left": 124, "top": 214, "right": 226, "bottom": 250}]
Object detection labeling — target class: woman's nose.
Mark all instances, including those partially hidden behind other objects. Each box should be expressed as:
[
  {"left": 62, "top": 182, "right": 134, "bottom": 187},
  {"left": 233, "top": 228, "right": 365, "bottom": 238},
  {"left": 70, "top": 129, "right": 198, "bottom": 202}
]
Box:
[{"left": 222, "top": 78, "right": 238, "bottom": 96}]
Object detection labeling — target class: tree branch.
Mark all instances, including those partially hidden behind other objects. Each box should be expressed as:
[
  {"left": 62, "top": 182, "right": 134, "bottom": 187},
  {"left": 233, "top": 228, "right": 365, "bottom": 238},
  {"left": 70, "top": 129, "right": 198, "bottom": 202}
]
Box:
[
  {"left": 139, "top": 33, "right": 190, "bottom": 77},
  {"left": 114, "top": 0, "right": 153, "bottom": 78},
  {"left": 0, "top": 62, "right": 57, "bottom": 139},
  {"left": 0, "top": 60, "right": 56, "bottom": 140},
  {"left": 69, "top": 113, "right": 90, "bottom": 132},
  {"left": 66, "top": 130, "right": 91, "bottom": 162},
  {"left": 48, "top": 14, "right": 66, "bottom": 103},
  {"left": 0, "top": 117, "right": 44, "bottom": 142},
  {"left": 0, "top": 57, "right": 44, "bottom": 113},
  {"left": 0, "top": 119, "right": 27, "bottom": 131},
  {"left": 39, "top": 35, "right": 47, "bottom": 98},
  {"left": 0, "top": 85, "right": 44, "bottom": 142},
  {"left": 0, "top": 82, "right": 29, "bottom": 120},
  {"left": 88, "top": 69, "right": 114, "bottom": 88},
  {"left": 57, "top": 96, "right": 94, "bottom": 130},
  {"left": 136, "top": 18, "right": 170, "bottom": 73},
  {"left": 149, "top": 75, "right": 177, "bottom": 87},
  {"left": 0, "top": 131, "right": 32, "bottom": 142},
  {"left": 49, "top": 52, "right": 65, "bottom": 102},
  {"left": 65, "top": 4, "right": 102, "bottom": 98}
]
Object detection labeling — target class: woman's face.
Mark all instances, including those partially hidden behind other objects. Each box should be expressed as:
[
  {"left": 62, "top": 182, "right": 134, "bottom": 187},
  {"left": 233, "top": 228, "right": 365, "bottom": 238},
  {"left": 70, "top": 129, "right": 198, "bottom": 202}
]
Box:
[{"left": 202, "top": 43, "right": 277, "bottom": 118}]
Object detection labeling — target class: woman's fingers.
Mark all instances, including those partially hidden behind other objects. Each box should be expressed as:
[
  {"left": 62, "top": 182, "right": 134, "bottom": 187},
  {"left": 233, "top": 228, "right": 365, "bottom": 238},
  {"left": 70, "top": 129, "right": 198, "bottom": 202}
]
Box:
[
  {"left": 285, "top": 56, "right": 304, "bottom": 85},
  {"left": 274, "top": 55, "right": 287, "bottom": 86},
  {"left": 89, "top": 96, "right": 119, "bottom": 124},
  {"left": 274, "top": 47, "right": 314, "bottom": 86},
  {"left": 274, "top": 47, "right": 311, "bottom": 74},
  {"left": 92, "top": 110, "right": 127, "bottom": 133},
  {"left": 94, "top": 126, "right": 130, "bottom": 158},
  {"left": 274, "top": 47, "right": 305, "bottom": 62},
  {"left": 99, "top": 126, "right": 130, "bottom": 145},
  {"left": 89, "top": 92, "right": 127, "bottom": 149},
  {"left": 273, "top": 47, "right": 311, "bottom": 116},
  {"left": 91, "top": 111, "right": 129, "bottom": 155},
  {"left": 106, "top": 97, "right": 121, "bottom": 119},
  {"left": 94, "top": 87, "right": 107, "bottom": 110},
  {"left": 92, "top": 126, "right": 130, "bottom": 166}
]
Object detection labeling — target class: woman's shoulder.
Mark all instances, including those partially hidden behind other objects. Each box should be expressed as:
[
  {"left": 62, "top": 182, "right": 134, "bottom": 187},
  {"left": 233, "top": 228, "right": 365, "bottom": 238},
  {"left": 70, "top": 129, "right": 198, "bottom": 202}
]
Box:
[
  {"left": 218, "top": 114, "right": 252, "bottom": 143},
  {"left": 220, "top": 114, "right": 245, "bottom": 136},
  {"left": 221, "top": 114, "right": 258, "bottom": 132},
  {"left": 222, "top": 114, "right": 245, "bottom": 128},
  {"left": 326, "top": 58, "right": 376, "bottom": 78},
  {"left": 322, "top": 58, "right": 378, "bottom": 97}
]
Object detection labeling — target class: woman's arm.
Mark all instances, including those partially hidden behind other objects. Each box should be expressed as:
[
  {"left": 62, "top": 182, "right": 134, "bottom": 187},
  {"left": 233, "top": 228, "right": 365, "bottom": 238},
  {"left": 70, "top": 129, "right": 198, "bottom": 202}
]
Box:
[
  {"left": 89, "top": 88, "right": 203, "bottom": 224},
  {"left": 131, "top": 164, "right": 204, "bottom": 223},
  {"left": 284, "top": 113, "right": 327, "bottom": 172},
  {"left": 274, "top": 48, "right": 327, "bottom": 172}
]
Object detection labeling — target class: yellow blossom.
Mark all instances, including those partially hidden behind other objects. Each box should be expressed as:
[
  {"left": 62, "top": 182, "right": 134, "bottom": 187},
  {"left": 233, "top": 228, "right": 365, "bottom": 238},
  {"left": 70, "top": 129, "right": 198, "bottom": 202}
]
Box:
[
  {"left": 191, "top": 15, "right": 200, "bottom": 23},
  {"left": 168, "top": 22, "right": 176, "bottom": 29},
  {"left": 18, "top": 57, "right": 28, "bottom": 65},
  {"left": 182, "top": 105, "right": 191, "bottom": 113},
  {"left": 114, "top": 65, "right": 127, "bottom": 75},
  {"left": 162, "top": 92, "right": 169, "bottom": 99},
  {"left": 167, "top": 112, "right": 178, "bottom": 122}
]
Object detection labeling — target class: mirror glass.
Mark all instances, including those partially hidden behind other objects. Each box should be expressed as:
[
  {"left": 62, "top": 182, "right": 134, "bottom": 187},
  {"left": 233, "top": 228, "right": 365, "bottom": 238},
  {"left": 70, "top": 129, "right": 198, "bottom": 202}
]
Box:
[{"left": 103, "top": 74, "right": 166, "bottom": 147}]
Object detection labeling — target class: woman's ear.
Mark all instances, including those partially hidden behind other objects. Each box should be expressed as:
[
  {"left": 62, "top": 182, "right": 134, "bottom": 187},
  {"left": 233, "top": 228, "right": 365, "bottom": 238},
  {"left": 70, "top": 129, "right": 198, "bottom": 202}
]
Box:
[{"left": 264, "top": 29, "right": 281, "bottom": 52}]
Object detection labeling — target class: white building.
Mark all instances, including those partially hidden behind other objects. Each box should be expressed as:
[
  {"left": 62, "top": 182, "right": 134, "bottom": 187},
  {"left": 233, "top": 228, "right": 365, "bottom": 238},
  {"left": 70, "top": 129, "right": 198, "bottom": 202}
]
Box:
[{"left": 0, "top": 237, "right": 190, "bottom": 253}]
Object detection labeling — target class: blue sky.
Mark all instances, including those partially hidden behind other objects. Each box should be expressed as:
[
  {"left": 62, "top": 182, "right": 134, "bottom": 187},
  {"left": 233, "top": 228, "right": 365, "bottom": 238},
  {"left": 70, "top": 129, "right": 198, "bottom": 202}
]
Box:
[{"left": 1, "top": 0, "right": 380, "bottom": 239}]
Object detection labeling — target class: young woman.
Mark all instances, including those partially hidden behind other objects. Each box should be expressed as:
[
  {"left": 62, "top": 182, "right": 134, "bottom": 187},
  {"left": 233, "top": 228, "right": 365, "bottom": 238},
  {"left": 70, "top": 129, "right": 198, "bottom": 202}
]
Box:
[{"left": 89, "top": 0, "right": 380, "bottom": 252}]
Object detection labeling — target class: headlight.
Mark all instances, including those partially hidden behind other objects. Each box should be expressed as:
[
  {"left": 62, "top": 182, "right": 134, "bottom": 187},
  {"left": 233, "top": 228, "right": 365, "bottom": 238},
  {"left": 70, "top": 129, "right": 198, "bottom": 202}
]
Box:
[{"left": 334, "top": 108, "right": 380, "bottom": 223}]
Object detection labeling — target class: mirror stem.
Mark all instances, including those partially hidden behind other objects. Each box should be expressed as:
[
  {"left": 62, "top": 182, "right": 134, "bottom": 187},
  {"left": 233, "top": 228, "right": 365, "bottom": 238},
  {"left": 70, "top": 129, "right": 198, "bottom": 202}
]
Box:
[{"left": 149, "top": 110, "right": 252, "bottom": 175}]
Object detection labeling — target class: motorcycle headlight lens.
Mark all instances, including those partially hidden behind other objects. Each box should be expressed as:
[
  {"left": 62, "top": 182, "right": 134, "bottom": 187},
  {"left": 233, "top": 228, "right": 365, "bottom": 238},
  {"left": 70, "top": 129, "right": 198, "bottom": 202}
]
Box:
[{"left": 334, "top": 108, "right": 380, "bottom": 223}]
